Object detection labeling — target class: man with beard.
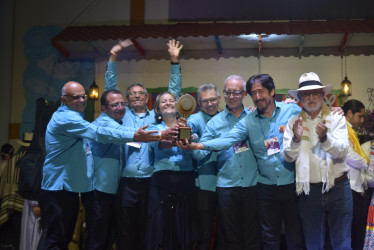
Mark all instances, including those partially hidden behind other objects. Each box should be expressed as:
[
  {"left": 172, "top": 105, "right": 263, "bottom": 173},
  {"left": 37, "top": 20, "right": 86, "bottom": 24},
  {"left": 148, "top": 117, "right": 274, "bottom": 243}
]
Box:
[
  {"left": 282, "top": 72, "right": 351, "bottom": 249},
  {"left": 177, "top": 74, "right": 305, "bottom": 249}
]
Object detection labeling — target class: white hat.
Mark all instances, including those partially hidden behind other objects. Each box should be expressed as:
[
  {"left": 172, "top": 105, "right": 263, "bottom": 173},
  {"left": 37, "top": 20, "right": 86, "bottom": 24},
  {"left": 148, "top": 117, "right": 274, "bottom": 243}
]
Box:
[
  {"left": 17, "top": 132, "right": 33, "bottom": 147},
  {"left": 288, "top": 72, "right": 333, "bottom": 99}
]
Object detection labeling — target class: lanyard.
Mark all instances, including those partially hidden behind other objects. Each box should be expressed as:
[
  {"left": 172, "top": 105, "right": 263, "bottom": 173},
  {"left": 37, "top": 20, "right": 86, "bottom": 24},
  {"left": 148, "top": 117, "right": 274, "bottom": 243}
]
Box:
[{"left": 258, "top": 110, "right": 278, "bottom": 140}]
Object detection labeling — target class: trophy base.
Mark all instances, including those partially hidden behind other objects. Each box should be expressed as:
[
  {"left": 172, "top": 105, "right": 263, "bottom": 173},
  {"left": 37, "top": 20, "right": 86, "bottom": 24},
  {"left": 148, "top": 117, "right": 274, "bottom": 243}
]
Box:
[{"left": 178, "top": 127, "right": 191, "bottom": 140}]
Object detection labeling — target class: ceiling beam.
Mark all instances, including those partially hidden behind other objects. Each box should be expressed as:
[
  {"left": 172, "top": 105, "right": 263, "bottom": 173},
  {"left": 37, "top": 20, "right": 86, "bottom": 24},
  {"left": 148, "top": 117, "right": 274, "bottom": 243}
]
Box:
[
  {"left": 131, "top": 39, "right": 145, "bottom": 57},
  {"left": 339, "top": 32, "right": 349, "bottom": 52},
  {"left": 215, "top": 36, "right": 222, "bottom": 54},
  {"left": 298, "top": 35, "right": 305, "bottom": 59},
  {"left": 258, "top": 34, "right": 263, "bottom": 53}
]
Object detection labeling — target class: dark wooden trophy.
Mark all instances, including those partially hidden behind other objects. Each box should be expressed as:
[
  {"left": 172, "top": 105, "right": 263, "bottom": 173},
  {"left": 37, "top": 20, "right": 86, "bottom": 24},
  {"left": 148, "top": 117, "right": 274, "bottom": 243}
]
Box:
[{"left": 176, "top": 94, "right": 196, "bottom": 140}]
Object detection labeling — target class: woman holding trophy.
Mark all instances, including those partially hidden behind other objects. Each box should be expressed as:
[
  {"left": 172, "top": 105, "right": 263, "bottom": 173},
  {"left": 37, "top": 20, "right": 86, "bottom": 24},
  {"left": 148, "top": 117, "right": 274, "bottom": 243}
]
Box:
[{"left": 146, "top": 92, "right": 198, "bottom": 250}]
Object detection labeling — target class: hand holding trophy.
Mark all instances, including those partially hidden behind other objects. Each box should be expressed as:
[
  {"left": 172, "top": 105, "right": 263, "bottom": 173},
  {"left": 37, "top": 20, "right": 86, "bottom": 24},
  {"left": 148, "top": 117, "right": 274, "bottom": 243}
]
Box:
[{"left": 176, "top": 94, "right": 196, "bottom": 140}]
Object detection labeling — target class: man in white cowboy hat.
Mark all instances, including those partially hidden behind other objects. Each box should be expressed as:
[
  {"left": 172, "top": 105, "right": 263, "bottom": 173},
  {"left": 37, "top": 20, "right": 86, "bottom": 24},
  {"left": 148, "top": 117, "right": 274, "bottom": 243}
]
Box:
[{"left": 282, "top": 72, "right": 352, "bottom": 249}]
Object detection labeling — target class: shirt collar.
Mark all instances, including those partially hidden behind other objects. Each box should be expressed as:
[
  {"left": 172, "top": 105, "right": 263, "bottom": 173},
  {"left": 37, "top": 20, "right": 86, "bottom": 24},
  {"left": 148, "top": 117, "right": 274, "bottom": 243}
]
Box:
[
  {"left": 129, "top": 107, "right": 150, "bottom": 117},
  {"left": 255, "top": 100, "right": 280, "bottom": 119},
  {"left": 60, "top": 104, "right": 84, "bottom": 117},
  {"left": 223, "top": 104, "right": 248, "bottom": 118}
]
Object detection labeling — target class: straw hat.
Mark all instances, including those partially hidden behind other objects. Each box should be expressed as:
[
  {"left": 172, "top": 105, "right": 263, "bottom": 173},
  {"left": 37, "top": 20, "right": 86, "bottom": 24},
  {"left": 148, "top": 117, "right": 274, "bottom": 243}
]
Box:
[
  {"left": 288, "top": 72, "right": 333, "bottom": 99},
  {"left": 177, "top": 94, "right": 196, "bottom": 115}
]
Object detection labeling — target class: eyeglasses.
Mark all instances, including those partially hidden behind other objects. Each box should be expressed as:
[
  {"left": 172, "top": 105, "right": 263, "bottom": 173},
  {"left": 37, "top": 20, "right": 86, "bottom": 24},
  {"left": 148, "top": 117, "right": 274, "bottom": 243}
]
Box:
[
  {"left": 223, "top": 90, "right": 244, "bottom": 97},
  {"left": 63, "top": 94, "right": 87, "bottom": 100},
  {"left": 200, "top": 97, "right": 219, "bottom": 105},
  {"left": 108, "top": 102, "right": 127, "bottom": 108},
  {"left": 128, "top": 91, "right": 146, "bottom": 96}
]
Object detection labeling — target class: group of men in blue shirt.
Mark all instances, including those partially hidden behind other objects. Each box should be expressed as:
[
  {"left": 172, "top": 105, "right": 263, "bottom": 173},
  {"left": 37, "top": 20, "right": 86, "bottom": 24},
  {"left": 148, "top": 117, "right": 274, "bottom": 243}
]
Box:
[
  {"left": 41, "top": 36, "right": 328, "bottom": 250},
  {"left": 40, "top": 81, "right": 161, "bottom": 249},
  {"left": 184, "top": 74, "right": 305, "bottom": 250}
]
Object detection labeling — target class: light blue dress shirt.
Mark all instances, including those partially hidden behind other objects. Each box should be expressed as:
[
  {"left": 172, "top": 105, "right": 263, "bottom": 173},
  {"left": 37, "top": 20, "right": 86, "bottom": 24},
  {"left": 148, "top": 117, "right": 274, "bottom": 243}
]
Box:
[
  {"left": 188, "top": 111, "right": 218, "bottom": 192},
  {"left": 105, "top": 61, "right": 182, "bottom": 178},
  {"left": 149, "top": 122, "right": 194, "bottom": 172},
  {"left": 42, "top": 105, "right": 136, "bottom": 192},
  {"left": 198, "top": 107, "right": 258, "bottom": 188},
  {"left": 89, "top": 112, "right": 136, "bottom": 194},
  {"left": 202, "top": 102, "right": 301, "bottom": 186}
]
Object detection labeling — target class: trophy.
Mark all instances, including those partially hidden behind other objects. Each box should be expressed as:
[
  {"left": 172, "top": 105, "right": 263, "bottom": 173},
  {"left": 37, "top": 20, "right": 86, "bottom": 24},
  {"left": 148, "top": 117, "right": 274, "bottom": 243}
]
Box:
[{"left": 176, "top": 94, "right": 196, "bottom": 140}]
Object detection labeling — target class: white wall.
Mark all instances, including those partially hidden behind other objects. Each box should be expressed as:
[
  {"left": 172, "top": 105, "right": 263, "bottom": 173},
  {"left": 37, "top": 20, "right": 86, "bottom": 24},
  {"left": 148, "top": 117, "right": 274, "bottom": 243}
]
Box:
[{"left": 97, "top": 54, "right": 374, "bottom": 110}]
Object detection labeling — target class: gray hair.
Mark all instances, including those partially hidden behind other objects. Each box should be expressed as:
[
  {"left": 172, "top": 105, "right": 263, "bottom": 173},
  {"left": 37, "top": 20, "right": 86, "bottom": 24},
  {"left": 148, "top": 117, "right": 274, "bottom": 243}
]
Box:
[
  {"left": 197, "top": 83, "right": 220, "bottom": 101},
  {"left": 224, "top": 75, "right": 246, "bottom": 90},
  {"left": 126, "top": 83, "right": 148, "bottom": 99}
]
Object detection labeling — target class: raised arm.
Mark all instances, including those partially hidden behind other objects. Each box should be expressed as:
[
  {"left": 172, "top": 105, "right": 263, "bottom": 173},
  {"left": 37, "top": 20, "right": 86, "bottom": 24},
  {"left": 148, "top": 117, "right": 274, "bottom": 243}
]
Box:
[
  {"left": 167, "top": 39, "right": 183, "bottom": 97},
  {"left": 105, "top": 39, "right": 134, "bottom": 90}
]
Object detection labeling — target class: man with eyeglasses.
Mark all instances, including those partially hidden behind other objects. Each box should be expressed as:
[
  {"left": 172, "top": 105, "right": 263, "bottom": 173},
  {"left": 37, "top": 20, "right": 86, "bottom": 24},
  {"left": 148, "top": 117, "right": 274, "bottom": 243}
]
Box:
[
  {"left": 187, "top": 83, "right": 222, "bottom": 249},
  {"left": 41, "top": 82, "right": 160, "bottom": 250},
  {"left": 82, "top": 89, "right": 128, "bottom": 250},
  {"left": 283, "top": 72, "right": 351, "bottom": 249},
  {"left": 105, "top": 39, "right": 183, "bottom": 249},
  {"left": 177, "top": 74, "right": 305, "bottom": 249},
  {"left": 189, "top": 75, "right": 261, "bottom": 250}
]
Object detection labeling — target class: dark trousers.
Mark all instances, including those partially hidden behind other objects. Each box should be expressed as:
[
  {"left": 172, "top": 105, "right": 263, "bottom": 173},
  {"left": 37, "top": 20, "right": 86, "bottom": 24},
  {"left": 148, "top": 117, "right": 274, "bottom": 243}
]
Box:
[
  {"left": 196, "top": 189, "right": 219, "bottom": 250},
  {"left": 40, "top": 189, "right": 80, "bottom": 250},
  {"left": 351, "top": 188, "right": 374, "bottom": 250},
  {"left": 81, "top": 190, "right": 116, "bottom": 250},
  {"left": 257, "top": 183, "right": 305, "bottom": 250},
  {"left": 116, "top": 177, "right": 150, "bottom": 250},
  {"left": 216, "top": 186, "right": 261, "bottom": 250}
]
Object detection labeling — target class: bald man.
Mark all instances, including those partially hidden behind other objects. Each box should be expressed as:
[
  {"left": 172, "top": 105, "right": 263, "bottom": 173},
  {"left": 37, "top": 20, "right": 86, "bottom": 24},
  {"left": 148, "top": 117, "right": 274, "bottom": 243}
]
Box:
[{"left": 40, "top": 81, "right": 159, "bottom": 249}]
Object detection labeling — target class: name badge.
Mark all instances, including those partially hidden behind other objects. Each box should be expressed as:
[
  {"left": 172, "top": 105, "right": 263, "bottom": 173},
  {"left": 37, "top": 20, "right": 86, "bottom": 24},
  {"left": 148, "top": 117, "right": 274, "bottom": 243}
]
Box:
[
  {"left": 126, "top": 142, "right": 142, "bottom": 149},
  {"left": 264, "top": 137, "right": 280, "bottom": 156},
  {"left": 233, "top": 140, "right": 249, "bottom": 154}
]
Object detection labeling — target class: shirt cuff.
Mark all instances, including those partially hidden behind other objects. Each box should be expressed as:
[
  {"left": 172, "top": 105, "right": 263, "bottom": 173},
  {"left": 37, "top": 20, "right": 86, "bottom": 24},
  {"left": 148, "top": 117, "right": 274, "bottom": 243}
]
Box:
[
  {"left": 170, "top": 63, "right": 181, "bottom": 73},
  {"left": 107, "top": 61, "right": 117, "bottom": 71}
]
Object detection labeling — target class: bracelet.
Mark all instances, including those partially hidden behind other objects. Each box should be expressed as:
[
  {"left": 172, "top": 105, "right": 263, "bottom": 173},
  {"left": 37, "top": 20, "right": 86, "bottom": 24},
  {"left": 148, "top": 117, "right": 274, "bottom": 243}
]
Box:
[{"left": 110, "top": 50, "right": 118, "bottom": 56}]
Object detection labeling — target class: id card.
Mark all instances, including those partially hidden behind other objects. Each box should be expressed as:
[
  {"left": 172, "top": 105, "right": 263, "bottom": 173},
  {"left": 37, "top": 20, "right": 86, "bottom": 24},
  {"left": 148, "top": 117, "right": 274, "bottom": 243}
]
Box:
[
  {"left": 233, "top": 140, "right": 249, "bottom": 154},
  {"left": 264, "top": 137, "right": 280, "bottom": 156},
  {"left": 126, "top": 142, "right": 142, "bottom": 149}
]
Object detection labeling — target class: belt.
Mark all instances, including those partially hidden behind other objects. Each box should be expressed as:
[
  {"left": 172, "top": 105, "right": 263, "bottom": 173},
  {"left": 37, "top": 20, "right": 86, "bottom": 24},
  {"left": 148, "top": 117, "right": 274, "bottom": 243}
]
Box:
[{"left": 310, "top": 172, "right": 348, "bottom": 187}]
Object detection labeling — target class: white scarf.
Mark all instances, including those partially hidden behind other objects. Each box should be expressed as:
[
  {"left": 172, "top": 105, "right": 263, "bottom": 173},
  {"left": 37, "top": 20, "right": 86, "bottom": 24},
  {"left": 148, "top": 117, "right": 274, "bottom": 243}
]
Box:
[{"left": 295, "top": 104, "right": 335, "bottom": 195}]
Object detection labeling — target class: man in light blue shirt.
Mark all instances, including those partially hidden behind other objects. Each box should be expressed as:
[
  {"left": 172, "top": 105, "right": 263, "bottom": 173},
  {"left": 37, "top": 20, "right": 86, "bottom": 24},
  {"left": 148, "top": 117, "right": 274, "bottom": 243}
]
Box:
[
  {"left": 41, "top": 81, "right": 159, "bottom": 250},
  {"left": 83, "top": 89, "right": 129, "bottom": 250},
  {"left": 105, "top": 39, "right": 183, "bottom": 249},
  {"left": 179, "top": 74, "right": 305, "bottom": 249},
  {"left": 190, "top": 75, "right": 261, "bottom": 250},
  {"left": 188, "top": 83, "right": 221, "bottom": 250}
]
